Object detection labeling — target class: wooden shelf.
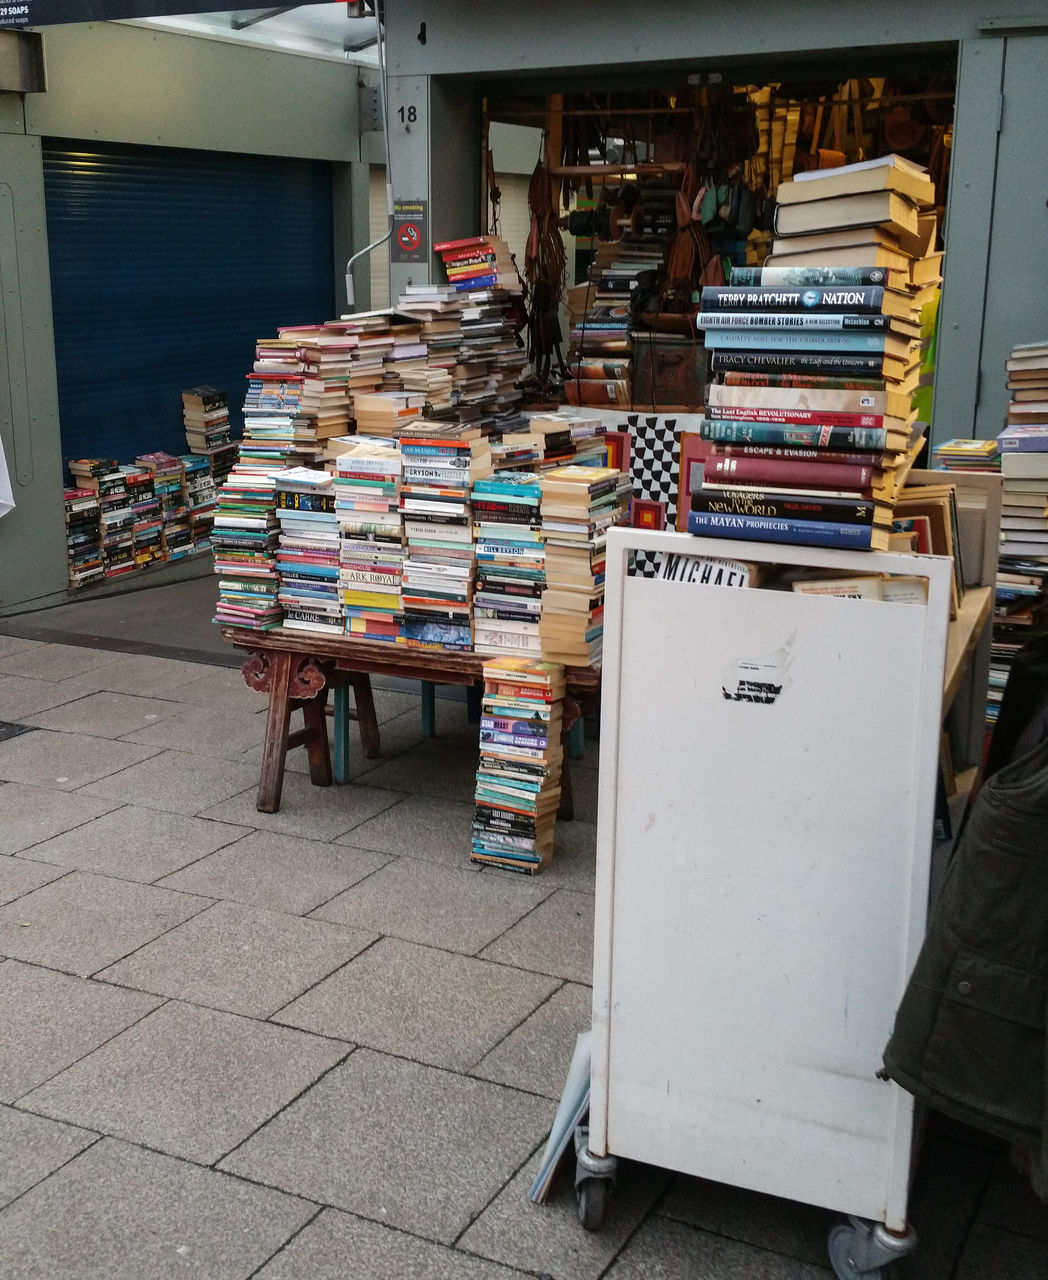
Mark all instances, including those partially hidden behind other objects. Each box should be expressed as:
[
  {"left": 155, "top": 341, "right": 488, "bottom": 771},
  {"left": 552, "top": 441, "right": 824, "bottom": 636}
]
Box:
[{"left": 943, "top": 584, "right": 993, "bottom": 712}]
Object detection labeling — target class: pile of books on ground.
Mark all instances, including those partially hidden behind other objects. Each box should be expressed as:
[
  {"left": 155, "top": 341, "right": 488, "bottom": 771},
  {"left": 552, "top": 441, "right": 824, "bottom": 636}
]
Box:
[
  {"left": 691, "top": 159, "right": 940, "bottom": 552},
  {"left": 181, "top": 385, "right": 233, "bottom": 458},
  {"left": 472, "top": 471, "right": 545, "bottom": 656},
  {"left": 330, "top": 435, "right": 406, "bottom": 643},
  {"left": 67, "top": 458, "right": 136, "bottom": 579},
  {"left": 274, "top": 467, "right": 342, "bottom": 635},
  {"left": 471, "top": 656, "right": 566, "bottom": 876},
  {"left": 138, "top": 453, "right": 192, "bottom": 560},
  {"left": 63, "top": 488, "right": 105, "bottom": 588},
  {"left": 123, "top": 463, "right": 162, "bottom": 569},
  {"left": 398, "top": 428, "right": 493, "bottom": 650},
  {"left": 181, "top": 454, "right": 218, "bottom": 554},
  {"left": 539, "top": 464, "right": 630, "bottom": 665},
  {"left": 989, "top": 338, "right": 1048, "bottom": 719},
  {"left": 933, "top": 439, "right": 1001, "bottom": 472}
]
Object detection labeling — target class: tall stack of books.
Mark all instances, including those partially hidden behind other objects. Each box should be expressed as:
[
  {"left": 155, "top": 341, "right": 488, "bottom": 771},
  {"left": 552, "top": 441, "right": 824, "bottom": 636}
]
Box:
[
  {"left": 472, "top": 471, "right": 546, "bottom": 657},
  {"left": 398, "top": 429, "right": 493, "bottom": 650},
  {"left": 691, "top": 247, "right": 932, "bottom": 551},
  {"left": 211, "top": 464, "right": 282, "bottom": 629},
  {"left": 181, "top": 385, "right": 231, "bottom": 454},
  {"left": 68, "top": 459, "right": 135, "bottom": 579},
  {"left": 241, "top": 365, "right": 318, "bottom": 473},
  {"left": 539, "top": 464, "right": 629, "bottom": 666},
  {"left": 392, "top": 285, "right": 463, "bottom": 413},
  {"left": 181, "top": 454, "right": 218, "bottom": 553},
  {"left": 273, "top": 466, "right": 343, "bottom": 635},
  {"left": 122, "top": 464, "right": 162, "bottom": 569},
  {"left": 63, "top": 488, "right": 105, "bottom": 588},
  {"left": 329, "top": 435, "right": 406, "bottom": 643},
  {"left": 471, "top": 657, "right": 566, "bottom": 875},
  {"left": 282, "top": 325, "right": 354, "bottom": 448},
  {"left": 380, "top": 318, "right": 428, "bottom": 394},
  {"left": 329, "top": 309, "right": 412, "bottom": 426},
  {"left": 996, "top": 340, "right": 1048, "bottom": 572},
  {"left": 137, "top": 452, "right": 191, "bottom": 560}
]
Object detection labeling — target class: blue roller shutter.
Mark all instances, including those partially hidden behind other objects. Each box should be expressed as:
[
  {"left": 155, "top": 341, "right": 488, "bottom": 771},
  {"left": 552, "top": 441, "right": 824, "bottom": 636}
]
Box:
[{"left": 43, "top": 140, "right": 334, "bottom": 468}]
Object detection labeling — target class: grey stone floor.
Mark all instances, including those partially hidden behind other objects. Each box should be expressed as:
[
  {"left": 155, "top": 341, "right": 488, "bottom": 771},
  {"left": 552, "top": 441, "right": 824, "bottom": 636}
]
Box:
[{"left": 1, "top": 593, "right": 1047, "bottom": 1278}]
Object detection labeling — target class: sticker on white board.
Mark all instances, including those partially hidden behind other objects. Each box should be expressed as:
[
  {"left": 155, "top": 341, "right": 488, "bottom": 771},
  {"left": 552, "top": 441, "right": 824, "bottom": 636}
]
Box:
[{"left": 722, "top": 630, "right": 795, "bottom": 704}]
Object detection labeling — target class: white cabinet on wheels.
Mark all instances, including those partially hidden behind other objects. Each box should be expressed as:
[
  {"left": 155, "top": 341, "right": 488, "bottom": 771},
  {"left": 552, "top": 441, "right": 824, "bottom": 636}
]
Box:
[{"left": 583, "top": 524, "right": 978, "bottom": 1278}]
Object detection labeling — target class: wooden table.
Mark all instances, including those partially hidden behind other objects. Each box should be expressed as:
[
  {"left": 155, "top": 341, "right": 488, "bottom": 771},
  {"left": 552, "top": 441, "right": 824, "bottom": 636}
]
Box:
[{"left": 221, "top": 625, "right": 601, "bottom": 818}]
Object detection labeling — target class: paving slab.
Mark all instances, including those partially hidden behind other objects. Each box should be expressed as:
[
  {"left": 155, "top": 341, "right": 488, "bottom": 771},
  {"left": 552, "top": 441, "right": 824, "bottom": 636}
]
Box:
[
  {"left": 0, "top": 961, "right": 161, "bottom": 1102},
  {"left": 0, "top": 783, "right": 121, "bottom": 855},
  {"left": 0, "top": 1106, "right": 98, "bottom": 1209},
  {"left": 0, "top": 635, "right": 39, "bottom": 660},
  {"left": 480, "top": 889, "right": 595, "bottom": 984},
  {"left": 99, "top": 899, "right": 376, "bottom": 1018},
  {"left": 522, "top": 819, "right": 597, "bottom": 892},
  {"left": 275, "top": 935, "right": 559, "bottom": 1071},
  {"left": 354, "top": 740, "right": 480, "bottom": 802},
  {"left": 0, "top": 857, "right": 70, "bottom": 906},
  {"left": 20, "top": 1001, "right": 349, "bottom": 1165},
  {"left": 54, "top": 654, "right": 246, "bottom": 699},
  {"left": 77, "top": 748, "right": 263, "bottom": 816},
  {"left": 0, "top": 730, "right": 161, "bottom": 790},
  {"left": 199, "top": 771, "right": 405, "bottom": 842},
  {"left": 0, "top": 1137, "right": 316, "bottom": 1280},
  {"left": 459, "top": 1149, "right": 670, "bottom": 1280},
  {"left": 471, "top": 982, "right": 591, "bottom": 1099},
  {"left": 220, "top": 1048, "right": 551, "bottom": 1244},
  {"left": 20, "top": 690, "right": 183, "bottom": 738},
  {"left": 0, "top": 674, "right": 109, "bottom": 721},
  {"left": 25, "top": 806, "right": 250, "bottom": 882},
  {"left": 0, "top": 642, "right": 125, "bottom": 683},
  {"left": 118, "top": 703, "right": 270, "bottom": 759},
  {"left": 158, "top": 829, "right": 390, "bottom": 915},
  {"left": 163, "top": 664, "right": 269, "bottom": 707},
  {"left": 255, "top": 1207, "right": 530, "bottom": 1279},
  {"left": 334, "top": 792, "right": 477, "bottom": 864},
  {"left": 0, "top": 872, "right": 210, "bottom": 977},
  {"left": 310, "top": 854, "right": 552, "bottom": 953},
  {"left": 241, "top": 706, "right": 425, "bottom": 781},
  {"left": 604, "top": 1213, "right": 831, "bottom": 1279},
  {"left": 658, "top": 1175, "right": 834, "bottom": 1267}
]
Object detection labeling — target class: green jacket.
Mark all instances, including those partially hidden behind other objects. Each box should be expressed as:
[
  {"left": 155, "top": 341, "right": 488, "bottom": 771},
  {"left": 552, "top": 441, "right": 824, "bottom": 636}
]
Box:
[{"left": 882, "top": 736, "right": 1048, "bottom": 1200}]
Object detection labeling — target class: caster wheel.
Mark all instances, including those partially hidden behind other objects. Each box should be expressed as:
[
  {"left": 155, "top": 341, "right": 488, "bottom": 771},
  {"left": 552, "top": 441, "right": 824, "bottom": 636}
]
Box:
[
  {"left": 828, "top": 1222, "right": 884, "bottom": 1280},
  {"left": 576, "top": 1176, "right": 609, "bottom": 1231}
]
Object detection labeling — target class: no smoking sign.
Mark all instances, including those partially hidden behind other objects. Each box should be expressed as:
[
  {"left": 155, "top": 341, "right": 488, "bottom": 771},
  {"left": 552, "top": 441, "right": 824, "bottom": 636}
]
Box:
[{"left": 391, "top": 199, "right": 428, "bottom": 263}]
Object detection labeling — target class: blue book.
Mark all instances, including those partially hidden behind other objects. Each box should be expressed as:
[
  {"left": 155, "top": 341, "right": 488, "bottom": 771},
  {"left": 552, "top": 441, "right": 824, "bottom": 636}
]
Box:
[
  {"left": 700, "top": 328, "right": 903, "bottom": 354},
  {"left": 687, "top": 508, "right": 885, "bottom": 550}
]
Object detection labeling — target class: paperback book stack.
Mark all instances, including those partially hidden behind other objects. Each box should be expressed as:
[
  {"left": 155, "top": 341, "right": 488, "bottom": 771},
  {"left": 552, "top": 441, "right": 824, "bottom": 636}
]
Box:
[
  {"left": 398, "top": 430, "right": 493, "bottom": 650},
  {"left": 329, "top": 435, "right": 406, "bottom": 642},
  {"left": 691, "top": 250, "right": 932, "bottom": 550},
  {"left": 280, "top": 324, "right": 354, "bottom": 447},
  {"left": 211, "top": 464, "right": 282, "bottom": 630},
  {"left": 68, "top": 459, "right": 135, "bottom": 578},
  {"left": 181, "top": 385, "right": 231, "bottom": 455},
  {"left": 122, "top": 464, "right": 162, "bottom": 569},
  {"left": 524, "top": 414, "right": 579, "bottom": 471},
  {"left": 274, "top": 467, "right": 343, "bottom": 635},
  {"left": 352, "top": 390, "right": 426, "bottom": 439},
  {"left": 471, "top": 656, "right": 567, "bottom": 875},
  {"left": 380, "top": 319, "right": 429, "bottom": 395},
  {"left": 137, "top": 452, "right": 192, "bottom": 560},
  {"left": 392, "top": 284, "right": 463, "bottom": 411},
  {"left": 933, "top": 439, "right": 1001, "bottom": 472},
  {"left": 181, "top": 454, "right": 218, "bottom": 553},
  {"left": 472, "top": 471, "right": 546, "bottom": 657},
  {"left": 63, "top": 488, "right": 105, "bottom": 588},
  {"left": 331, "top": 309, "right": 411, "bottom": 424},
  {"left": 241, "top": 363, "right": 318, "bottom": 474},
  {"left": 539, "top": 464, "right": 629, "bottom": 665}
]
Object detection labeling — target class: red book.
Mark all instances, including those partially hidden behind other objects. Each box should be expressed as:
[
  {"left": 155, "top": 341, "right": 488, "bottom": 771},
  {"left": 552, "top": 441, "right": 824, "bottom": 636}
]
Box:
[
  {"left": 704, "top": 454, "right": 875, "bottom": 493},
  {"left": 433, "top": 236, "right": 491, "bottom": 252},
  {"left": 710, "top": 443, "right": 883, "bottom": 468}
]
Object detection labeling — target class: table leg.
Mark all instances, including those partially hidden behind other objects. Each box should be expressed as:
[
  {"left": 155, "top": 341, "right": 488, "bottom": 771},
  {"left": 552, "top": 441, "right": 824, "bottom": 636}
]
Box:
[
  {"left": 257, "top": 649, "right": 294, "bottom": 813},
  {"left": 352, "top": 673, "right": 381, "bottom": 758},
  {"left": 302, "top": 687, "right": 333, "bottom": 787},
  {"left": 332, "top": 685, "right": 351, "bottom": 783}
]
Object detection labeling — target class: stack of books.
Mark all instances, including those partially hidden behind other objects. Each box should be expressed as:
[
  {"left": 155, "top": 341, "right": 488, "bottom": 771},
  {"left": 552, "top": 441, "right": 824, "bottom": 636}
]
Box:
[
  {"left": 933, "top": 439, "right": 1001, "bottom": 472},
  {"left": 282, "top": 324, "right": 354, "bottom": 446},
  {"left": 392, "top": 285, "right": 464, "bottom": 411},
  {"left": 539, "top": 464, "right": 629, "bottom": 666},
  {"left": 137, "top": 452, "right": 192, "bottom": 560},
  {"left": 352, "top": 390, "right": 426, "bottom": 439},
  {"left": 329, "top": 309, "right": 404, "bottom": 424},
  {"left": 329, "top": 435, "right": 406, "bottom": 643},
  {"left": 996, "top": 345, "right": 1048, "bottom": 567},
  {"left": 122, "top": 464, "right": 162, "bottom": 569},
  {"left": 398, "top": 430, "right": 493, "bottom": 650},
  {"left": 182, "top": 385, "right": 231, "bottom": 455},
  {"left": 472, "top": 471, "right": 546, "bottom": 657},
  {"left": 210, "top": 465, "right": 282, "bottom": 629},
  {"left": 471, "top": 656, "right": 567, "bottom": 875},
  {"left": 63, "top": 488, "right": 105, "bottom": 588},
  {"left": 67, "top": 459, "right": 135, "bottom": 579},
  {"left": 241, "top": 367, "right": 318, "bottom": 473},
  {"left": 180, "top": 454, "right": 218, "bottom": 553},
  {"left": 692, "top": 251, "right": 932, "bottom": 550},
  {"left": 565, "top": 355, "right": 632, "bottom": 409},
  {"left": 524, "top": 414, "right": 578, "bottom": 470},
  {"left": 273, "top": 467, "right": 343, "bottom": 635},
  {"left": 380, "top": 319, "right": 428, "bottom": 394},
  {"left": 433, "top": 234, "right": 515, "bottom": 294}
]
